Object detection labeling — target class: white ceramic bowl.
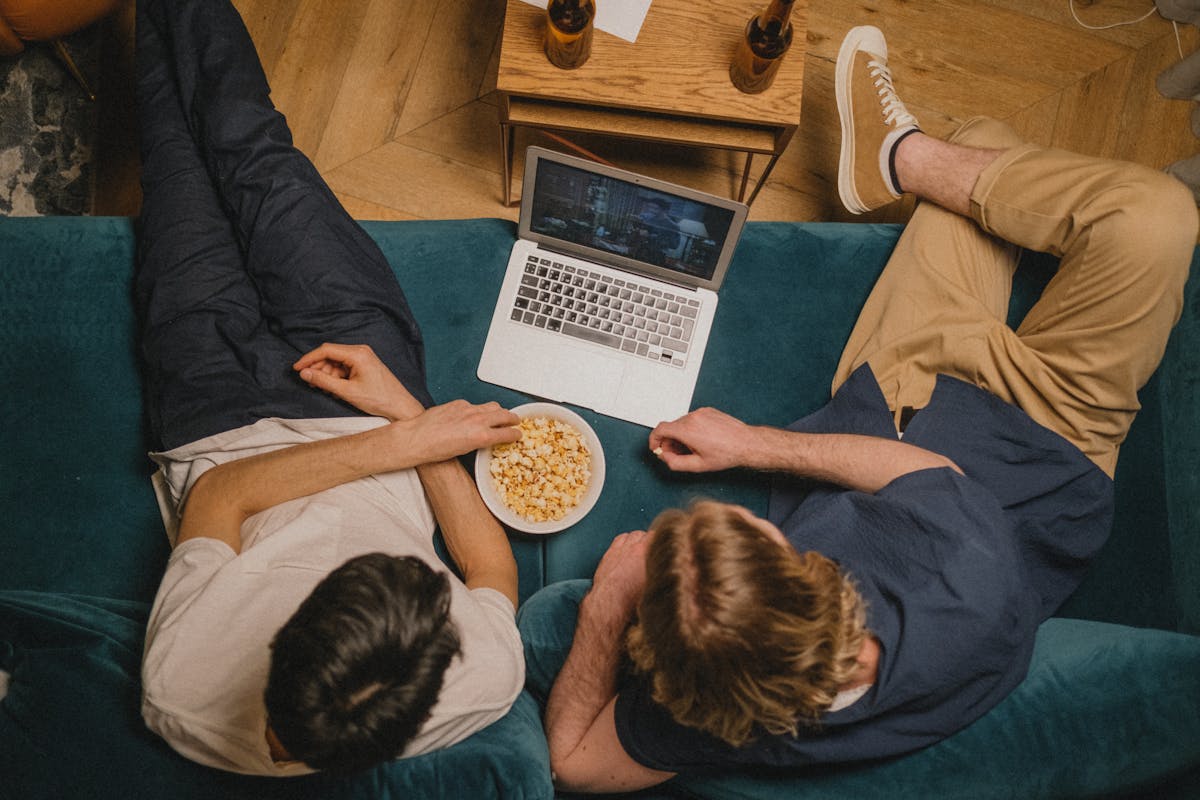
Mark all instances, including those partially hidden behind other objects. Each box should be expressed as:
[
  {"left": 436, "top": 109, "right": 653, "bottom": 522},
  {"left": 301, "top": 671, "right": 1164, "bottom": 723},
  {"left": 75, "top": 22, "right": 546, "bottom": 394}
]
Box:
[{"left": 474, "top": 402, "right": 606, "bottom": 534}]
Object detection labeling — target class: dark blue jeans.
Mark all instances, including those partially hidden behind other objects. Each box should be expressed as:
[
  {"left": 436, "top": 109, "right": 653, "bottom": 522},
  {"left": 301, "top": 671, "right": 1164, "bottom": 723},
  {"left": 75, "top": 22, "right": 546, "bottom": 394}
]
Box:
[{"left": 134, "top": 0, "right": 433, "bottom": 451}]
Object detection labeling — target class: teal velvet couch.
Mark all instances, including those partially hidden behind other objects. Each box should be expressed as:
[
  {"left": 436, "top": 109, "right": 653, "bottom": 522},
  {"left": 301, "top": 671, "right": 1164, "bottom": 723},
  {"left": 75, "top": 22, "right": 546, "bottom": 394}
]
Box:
[{"left": 1, "top": 215, "right": 1198, "bottom": 799}]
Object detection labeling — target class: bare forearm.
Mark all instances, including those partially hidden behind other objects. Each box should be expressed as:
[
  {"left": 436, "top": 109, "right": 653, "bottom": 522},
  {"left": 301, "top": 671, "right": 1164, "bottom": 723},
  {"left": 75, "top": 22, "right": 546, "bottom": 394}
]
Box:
[
  {"left": 745, "top": 428, "right": 961, "bottom": 493},
  {"left": 545, "top": 592, "right": 628, "bottom": 772},
  {"left": 416, "top": 459, "right": 518, "bottom": 607},
  {"left": 179, "top": 422, "right": 419, "bottom": 551}
]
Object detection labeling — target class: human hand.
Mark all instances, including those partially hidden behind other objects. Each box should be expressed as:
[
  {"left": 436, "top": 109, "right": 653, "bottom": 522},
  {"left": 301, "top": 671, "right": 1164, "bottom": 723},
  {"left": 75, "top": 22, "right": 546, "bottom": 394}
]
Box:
[
  {"left": 585, "top": 529, "right": 652, "bottom": 626},
  {"left": 393, "top": 399, "right": 521, "bottom": 465},
  {"left": 648, "top": 407, "right": 758, "bottom": 473},
  {"left": 294, "top": 343, "right": 424, "bottom": 421}
]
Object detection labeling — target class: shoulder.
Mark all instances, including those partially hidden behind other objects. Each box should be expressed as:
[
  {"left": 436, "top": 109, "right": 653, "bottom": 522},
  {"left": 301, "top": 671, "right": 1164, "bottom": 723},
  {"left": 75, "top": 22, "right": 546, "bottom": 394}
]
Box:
[{"left": 399, "top": 585, "right": 525, "bottom": 756}]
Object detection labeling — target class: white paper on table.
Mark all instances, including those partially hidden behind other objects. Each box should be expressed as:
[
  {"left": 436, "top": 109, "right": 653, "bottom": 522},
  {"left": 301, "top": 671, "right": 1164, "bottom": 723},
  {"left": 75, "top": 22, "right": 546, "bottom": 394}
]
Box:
[{"left": 518, "top": 0, "right": 653, "bottom": 43}]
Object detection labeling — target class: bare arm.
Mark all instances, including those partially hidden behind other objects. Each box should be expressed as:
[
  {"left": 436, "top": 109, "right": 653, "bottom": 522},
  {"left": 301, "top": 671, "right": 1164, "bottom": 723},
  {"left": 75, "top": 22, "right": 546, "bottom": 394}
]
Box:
[
  {"left": 415, "top": 458, "right": 519, "bottom": 608},
  {"left": 649, "top": 407, "right": 960, "bottom": 492},
  {"left": 544, "top": 531, "right": 676, "bottom": 793},
  {"left": 177, "top": 402, "right": 521, "bottom": 554},
  {"left": 294, "top": 343, "right": 520, "bottom": 605}
]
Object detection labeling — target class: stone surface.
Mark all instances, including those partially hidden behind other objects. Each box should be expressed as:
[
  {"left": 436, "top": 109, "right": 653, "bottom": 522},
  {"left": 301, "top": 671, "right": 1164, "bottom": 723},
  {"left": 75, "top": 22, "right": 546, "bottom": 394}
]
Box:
[{"left": 0, "top": 30, "right": 99, "bottom": 216}]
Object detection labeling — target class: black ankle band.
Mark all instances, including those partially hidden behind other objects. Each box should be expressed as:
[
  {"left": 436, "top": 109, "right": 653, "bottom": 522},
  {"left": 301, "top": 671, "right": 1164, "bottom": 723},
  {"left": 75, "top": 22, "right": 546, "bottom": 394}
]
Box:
[{"left": 888, "top": 128, "right": 922, "bottom": 195}]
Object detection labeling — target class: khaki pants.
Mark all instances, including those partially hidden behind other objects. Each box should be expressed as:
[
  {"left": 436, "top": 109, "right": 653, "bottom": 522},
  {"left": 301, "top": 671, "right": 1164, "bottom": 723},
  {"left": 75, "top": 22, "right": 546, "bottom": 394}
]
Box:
[{"left": 833, "top": 117, "right": 1198, "bottom": 477}]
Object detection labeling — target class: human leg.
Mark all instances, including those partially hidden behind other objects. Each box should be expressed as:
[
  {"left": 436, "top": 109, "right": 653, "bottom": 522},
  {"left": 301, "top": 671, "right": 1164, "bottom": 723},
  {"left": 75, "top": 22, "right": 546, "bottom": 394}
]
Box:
[
  {"left": 832, "top": 25, "right": 1198, "bottom": 475},
  {"left": 135, "top": 0, "right": 285, "bottom": 450},
  {"left": 966, "top": 134, "right": 1197, "bottom": 475},
  {"left": 140, "top": 0, "right": 433, "bottom": 408},
  {"left": 833, "top": 116, "right": 1028, "bottom": 428}
]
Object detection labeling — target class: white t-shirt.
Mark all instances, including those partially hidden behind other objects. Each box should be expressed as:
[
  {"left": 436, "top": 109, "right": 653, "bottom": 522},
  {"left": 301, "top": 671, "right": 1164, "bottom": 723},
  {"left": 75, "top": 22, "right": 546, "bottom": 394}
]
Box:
[{"left": 141, "top": 417, "right": 525, "bottom": 776}]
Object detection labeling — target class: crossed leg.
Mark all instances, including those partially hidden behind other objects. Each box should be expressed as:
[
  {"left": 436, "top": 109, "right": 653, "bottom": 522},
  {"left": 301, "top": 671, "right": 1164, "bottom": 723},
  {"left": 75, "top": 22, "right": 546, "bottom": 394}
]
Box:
[{"left": 834, "top": 117, "right": 1197, "bottom": 476}]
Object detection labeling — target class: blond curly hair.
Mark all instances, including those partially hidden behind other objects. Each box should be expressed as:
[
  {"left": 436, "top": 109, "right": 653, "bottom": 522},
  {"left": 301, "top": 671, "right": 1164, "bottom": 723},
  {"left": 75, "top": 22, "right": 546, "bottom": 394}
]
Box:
[{"left": 625, "top": 500, "right": 868, "bottom": 747}]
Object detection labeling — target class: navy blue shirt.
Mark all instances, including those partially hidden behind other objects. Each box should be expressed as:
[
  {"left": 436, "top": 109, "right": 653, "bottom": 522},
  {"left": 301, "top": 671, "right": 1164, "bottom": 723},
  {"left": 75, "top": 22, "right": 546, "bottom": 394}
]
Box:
[{"left": 614, "top": 365, "right": 1114, "bottom": 771}]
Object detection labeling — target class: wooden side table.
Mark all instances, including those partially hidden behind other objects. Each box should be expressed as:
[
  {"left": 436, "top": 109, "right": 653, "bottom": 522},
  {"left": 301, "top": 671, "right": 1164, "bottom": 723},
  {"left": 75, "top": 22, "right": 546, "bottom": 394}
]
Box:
[{"left": 496, "top": 0, "right": 806, "bottom": 206}]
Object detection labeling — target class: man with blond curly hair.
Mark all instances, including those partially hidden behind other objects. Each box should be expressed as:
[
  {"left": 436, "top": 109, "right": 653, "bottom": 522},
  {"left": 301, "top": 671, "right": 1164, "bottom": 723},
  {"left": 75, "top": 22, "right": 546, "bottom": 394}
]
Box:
[{"left": 520, "top": 24, "right": 1198, "bottom": 794}]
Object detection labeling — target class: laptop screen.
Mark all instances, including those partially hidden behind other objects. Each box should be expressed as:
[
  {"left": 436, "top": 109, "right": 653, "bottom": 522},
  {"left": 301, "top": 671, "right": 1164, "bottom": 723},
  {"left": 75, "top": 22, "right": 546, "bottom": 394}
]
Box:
[{"left": 519, "top": 147, "right": 748, "bottom": 292}]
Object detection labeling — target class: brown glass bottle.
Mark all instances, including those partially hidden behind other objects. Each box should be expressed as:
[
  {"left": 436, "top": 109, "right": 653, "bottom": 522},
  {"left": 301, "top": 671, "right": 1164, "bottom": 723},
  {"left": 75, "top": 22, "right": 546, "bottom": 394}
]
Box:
[
  {"left": 545, "top": 0, "right": 596, "bottom": 70},
  {"left": 729, "top": 0, "right": 795, "bottom": 94}
]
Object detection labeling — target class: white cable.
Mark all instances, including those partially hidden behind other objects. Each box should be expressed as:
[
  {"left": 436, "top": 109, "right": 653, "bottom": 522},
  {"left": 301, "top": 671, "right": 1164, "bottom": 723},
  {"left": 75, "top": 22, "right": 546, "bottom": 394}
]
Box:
[{"left": 1068, "top": 0, "right": 1158, "bottom": 30}]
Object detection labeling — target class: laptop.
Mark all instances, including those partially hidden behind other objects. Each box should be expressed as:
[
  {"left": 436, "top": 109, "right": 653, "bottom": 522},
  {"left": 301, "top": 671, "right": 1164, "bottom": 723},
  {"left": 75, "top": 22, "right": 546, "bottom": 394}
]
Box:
[{"left": 477, "top": 146, "right": 749, "bottom": 427}]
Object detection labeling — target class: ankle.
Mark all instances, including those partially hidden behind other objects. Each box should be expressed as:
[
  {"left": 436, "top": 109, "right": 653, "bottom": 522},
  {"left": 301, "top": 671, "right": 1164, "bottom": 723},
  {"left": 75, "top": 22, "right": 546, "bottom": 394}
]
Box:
[
  {"left": 894, "top": 136, "right": 1001, "bottom": 216},
  {"left": 888, "top": 129, "right": 924, "bottom": 195}
]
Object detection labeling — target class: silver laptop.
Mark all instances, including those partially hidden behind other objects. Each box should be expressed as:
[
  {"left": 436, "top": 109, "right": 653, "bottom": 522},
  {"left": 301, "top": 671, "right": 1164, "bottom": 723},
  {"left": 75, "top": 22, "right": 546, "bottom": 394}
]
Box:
[{"left": 478, "top": 147, "right": 749, "bottom": 427}]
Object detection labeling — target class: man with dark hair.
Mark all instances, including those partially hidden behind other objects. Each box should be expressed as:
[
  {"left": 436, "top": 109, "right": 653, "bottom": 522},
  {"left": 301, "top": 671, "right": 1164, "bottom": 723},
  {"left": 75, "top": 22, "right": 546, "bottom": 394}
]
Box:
[
  {"left": 135, "top": 0, "right": 523, "bottom": 776},
  {"left": 526, "top": 24, "right": 1198, "bottom": 794}
]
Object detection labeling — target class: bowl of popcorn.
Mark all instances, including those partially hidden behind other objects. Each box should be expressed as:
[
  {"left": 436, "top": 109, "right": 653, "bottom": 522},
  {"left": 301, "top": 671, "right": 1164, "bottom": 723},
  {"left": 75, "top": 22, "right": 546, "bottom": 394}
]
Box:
[{"left": 475, "top": 402, "right": 605, "bottom": 534}]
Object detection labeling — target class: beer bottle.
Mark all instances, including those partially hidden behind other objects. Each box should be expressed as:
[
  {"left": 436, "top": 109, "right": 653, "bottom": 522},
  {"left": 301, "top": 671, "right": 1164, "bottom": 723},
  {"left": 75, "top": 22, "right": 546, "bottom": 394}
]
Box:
[
  {"left": 729, "top": 0, "right": 795, "bottom": 93},
  {"left": 545, "top": 0, "right": 596, "bottom": 69}
]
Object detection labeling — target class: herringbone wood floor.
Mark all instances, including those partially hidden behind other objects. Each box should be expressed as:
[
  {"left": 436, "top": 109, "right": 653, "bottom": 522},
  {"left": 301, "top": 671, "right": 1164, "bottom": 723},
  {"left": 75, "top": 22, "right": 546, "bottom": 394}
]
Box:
[{"left": 96, "top": 0, "right": 1200, "bottom": 224}]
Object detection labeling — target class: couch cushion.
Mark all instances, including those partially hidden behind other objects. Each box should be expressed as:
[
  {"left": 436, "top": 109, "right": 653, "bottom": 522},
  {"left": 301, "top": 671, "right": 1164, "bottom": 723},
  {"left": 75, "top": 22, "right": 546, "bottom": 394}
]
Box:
[{"left": 0, "top": 590, "right": 553, "bottom": 800}]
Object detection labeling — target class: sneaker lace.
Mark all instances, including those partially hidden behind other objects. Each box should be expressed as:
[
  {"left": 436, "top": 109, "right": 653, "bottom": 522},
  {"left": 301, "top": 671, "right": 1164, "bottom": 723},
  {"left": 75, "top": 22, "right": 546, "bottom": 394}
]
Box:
[{"left": 867, "top": 60, "right": 918, "bottom": 128}]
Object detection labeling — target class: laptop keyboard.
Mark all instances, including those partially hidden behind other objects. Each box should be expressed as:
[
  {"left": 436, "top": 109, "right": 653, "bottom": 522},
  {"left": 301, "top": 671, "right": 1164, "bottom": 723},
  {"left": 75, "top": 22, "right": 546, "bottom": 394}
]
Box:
[{"left": 509, "top": 255, "right": 701, "bottom": 368}]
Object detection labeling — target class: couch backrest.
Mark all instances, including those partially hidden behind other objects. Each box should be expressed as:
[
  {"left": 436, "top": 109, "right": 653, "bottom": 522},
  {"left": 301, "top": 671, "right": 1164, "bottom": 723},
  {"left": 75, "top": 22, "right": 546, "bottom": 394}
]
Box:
[{"left": 1, "top": 216, "right": 1196, "bottom": 634}]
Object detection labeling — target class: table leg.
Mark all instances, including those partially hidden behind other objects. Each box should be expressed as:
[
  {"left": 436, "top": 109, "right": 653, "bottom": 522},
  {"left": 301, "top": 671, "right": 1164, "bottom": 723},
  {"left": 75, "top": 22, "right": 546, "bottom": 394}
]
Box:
[
  {"left": 744, "top": 152, "right": 783, "bottom": 206},
  {"left": 501, "top": 121, "right": 517, "bottom": 207},
  {"left": 737, "top": 152, "right": 755, "bottom": 202}
]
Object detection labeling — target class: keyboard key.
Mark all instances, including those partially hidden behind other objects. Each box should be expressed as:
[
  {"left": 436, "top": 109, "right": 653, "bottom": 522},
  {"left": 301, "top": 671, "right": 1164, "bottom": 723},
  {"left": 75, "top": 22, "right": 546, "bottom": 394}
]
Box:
[
  {"left": 662, "top": 336, "right": 688, "bottom": 353},
  {"left": 680, "top": 305, "right": 698, "bottom": 319},
  {"left": 535, "top": 315, "right": 547, "bottom": 328},
  {"left": 621, "top": 339, "right": 637, "bottom": 353},
  {"left": 561, "top": 321, "right": 621, "bottom": 349},
  {"left": 510, "top": 308, "right": 523, "bottom": 321}
]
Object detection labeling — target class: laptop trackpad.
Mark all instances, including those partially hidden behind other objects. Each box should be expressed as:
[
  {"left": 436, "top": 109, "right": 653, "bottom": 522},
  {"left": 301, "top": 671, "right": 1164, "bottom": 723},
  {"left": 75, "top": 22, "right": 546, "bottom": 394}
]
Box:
[{"left": 555, "top": 352, "right": 622, "bottom": 410}]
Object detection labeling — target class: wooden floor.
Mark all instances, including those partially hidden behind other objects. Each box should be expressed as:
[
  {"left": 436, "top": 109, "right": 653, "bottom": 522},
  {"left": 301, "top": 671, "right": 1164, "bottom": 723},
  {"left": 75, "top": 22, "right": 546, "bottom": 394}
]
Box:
[{"left": 96, "top": 0, "right": 1200, "bottom": 224}]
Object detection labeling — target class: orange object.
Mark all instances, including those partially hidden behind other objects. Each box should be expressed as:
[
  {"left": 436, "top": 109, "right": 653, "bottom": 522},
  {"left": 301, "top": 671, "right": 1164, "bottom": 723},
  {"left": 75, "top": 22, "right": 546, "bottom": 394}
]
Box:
[{"left": 0, "top": 0, "right": 123, "bottom": 99}]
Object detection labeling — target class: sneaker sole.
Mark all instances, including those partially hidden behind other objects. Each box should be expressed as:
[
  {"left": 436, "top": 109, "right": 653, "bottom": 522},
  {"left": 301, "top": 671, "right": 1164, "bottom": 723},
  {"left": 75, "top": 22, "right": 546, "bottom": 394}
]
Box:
[{"left": 835, "top": 26, "right": 885, "bottom": 215}]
